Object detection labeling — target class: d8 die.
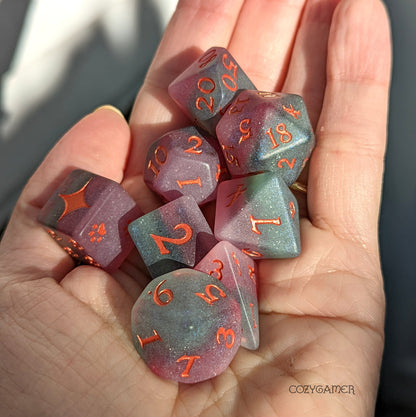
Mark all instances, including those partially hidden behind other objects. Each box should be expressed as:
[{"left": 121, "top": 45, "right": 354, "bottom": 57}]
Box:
[
  {"left": 38, "top": 169, "right": 143, "bottom": 272},
  {"left": 168, "top": 47, "right": 256, "bottom": 135},
  {"left": 214, "top": 172, "right": 300, "bottom": 259},
  {"left": 195, "top": 241, "right": 259, "bottom": 350},
  {"left": 128, "top": 196, "right": 217, "bottom": 278},
  {"left": 216, "top": 90, "right": 315, "bottom": 185},
  {"left": 144, "top": 126, "right": 228, "bottom": 206},
  {"left": 131, "top": 269, "right": 241, "bottom": 383}
]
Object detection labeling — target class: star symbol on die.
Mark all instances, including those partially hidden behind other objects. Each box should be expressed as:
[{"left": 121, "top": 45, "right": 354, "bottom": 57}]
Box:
[{"left": 58, "top": 180, "right": 91, "bottom": 221}]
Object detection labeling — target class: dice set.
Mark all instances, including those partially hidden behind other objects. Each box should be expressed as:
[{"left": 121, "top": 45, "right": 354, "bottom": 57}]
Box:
[{"left": 38, "top": 46, "right": 315, "bottom": 384}]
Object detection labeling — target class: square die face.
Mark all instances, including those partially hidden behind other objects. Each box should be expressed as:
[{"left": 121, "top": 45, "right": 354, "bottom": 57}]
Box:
[
  {"left": 194, "top": 241, "right": 259, "bottom": 350},
  {"left": 128, "top": 196, "right": 217, "bottom": 278},
  {"left": 214, "top": 173, "right": 300, "bottom": 259},
  {"left": 168, "top": 47, "right": 256, "bottom": 135},
  {"left": 38, "top": 169, "right": 142, "bottom": 272}
]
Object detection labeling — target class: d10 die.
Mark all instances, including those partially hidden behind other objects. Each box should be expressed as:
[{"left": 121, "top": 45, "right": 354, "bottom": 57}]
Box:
[
  {"left": 168, "top": 47, "right": 256, "bottom": 135},
  {"left": 131, "top": 269, "right": 242, "bottom": 383},
  {"left": 128, "top": 196, "right": 217, "bottom": 278},
  {"left": 144, "top": 126, "right": 228, "bottom": 206},
  {"left": 214, "top": 172, "right": 300, "bottom": 259},
  {"left": 38, "top": 169, "right": 143, "bottom": 272},
  {"left": 216, "top": 90, "right": 315, "bottom": 185},
  {"left": 195, "top": 241, "right": 259, "bottom": 350}
]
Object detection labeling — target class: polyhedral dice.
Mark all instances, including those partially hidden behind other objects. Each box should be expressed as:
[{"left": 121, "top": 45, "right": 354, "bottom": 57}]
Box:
[
  {"left": 168, "top": 47, "right": 256, "bottom": 135},
  {"left": 216, "top": 90, "right": 315, "bottom": 185},
  {"left": 128, "top": 196, "right": 217, "bottom": 278},
  {"left": 143, "top": 126, "right": 228, "bottom": 206},
  {"left": 38, "top": 169, "right": 143, "bottom": 272},
  {"left": 131, "top": 269, "right": 242, "bottom": 383},
  {"left": 214, "top": 172, "right": 300, "bottom": 259},
  {"left": 195, "top": 241, "right": 259, "bottom": 350}
]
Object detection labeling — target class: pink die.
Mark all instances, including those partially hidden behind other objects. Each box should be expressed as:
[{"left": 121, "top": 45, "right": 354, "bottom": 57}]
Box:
[
  {"left": 144, "top": 126, "right": 228, "bottom": 206},
  {"left": 195, "top": 241, "right": 259, "bottom": 350},
  {"left": 38, "top": 169, "right": 143, "bottom": 272}
]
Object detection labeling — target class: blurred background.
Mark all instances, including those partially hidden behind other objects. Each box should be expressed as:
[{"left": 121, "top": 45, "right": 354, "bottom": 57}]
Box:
[{"left": 0, "top": 1, "right": 414, "bottom": 415}]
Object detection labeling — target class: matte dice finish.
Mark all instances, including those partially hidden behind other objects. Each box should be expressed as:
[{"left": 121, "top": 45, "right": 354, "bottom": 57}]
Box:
[
  {"left": 168, "top": 47, "right": 256, "bottom": 135},
  {"left": 128, "top": 196, "right": 217, "bottom": 278},
  {"left": 131, "top": 269, "right": 241, "bottom": 383},
  {"left": 215, "top": 173, "right": 300, "bottom": 259},
  {"left": 38, "top": 169, "right": 142, "bottom": 272},
  {"left": 144, "top": 126, "right": 228, "bottom": 205},
  {"left": 195, "top": 241, "right": 259, "bottom": 350},
  {"left": 216, "top": 90, "right": 315, "bottom": 185}
]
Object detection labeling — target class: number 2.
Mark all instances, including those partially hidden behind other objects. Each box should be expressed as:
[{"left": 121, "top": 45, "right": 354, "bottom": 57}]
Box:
[{"left": 150, "top": 223, "right": 193, "bottom": 255}]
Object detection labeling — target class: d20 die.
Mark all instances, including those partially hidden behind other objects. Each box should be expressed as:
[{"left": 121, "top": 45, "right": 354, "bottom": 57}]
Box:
[
  {"left": 216, "top": 90, "right": 315, "bottom": 185},
  {"left": 128, "top": 196, "right": 217, "bottom": 278},
  {"left": 144, "top": 126, "right": 229, "bottom": 206},
  {"left": 38, "top": 169, "right": 143, "bottom": 272},
  {"left": 214, "top": 173, "right": 300, "bottom": 259},
  {"left": 195, "top": 241, "right": 259, "bottom": 350},
  {"left": 131, "top": 269, "right": 241, "bottom": 383},
  {"left": 168, "top": 47, "right": 256, "bottom": 135}
]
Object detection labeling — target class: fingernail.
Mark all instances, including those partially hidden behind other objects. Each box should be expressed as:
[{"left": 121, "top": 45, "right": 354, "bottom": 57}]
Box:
[{"left": 93, "top": 105, "right": 124, "bottom": 118}]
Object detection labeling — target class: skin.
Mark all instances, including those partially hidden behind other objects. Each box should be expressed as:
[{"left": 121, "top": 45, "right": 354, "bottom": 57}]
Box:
[{"left": 0, "top": 0, "right": 391, "bottom": 416}]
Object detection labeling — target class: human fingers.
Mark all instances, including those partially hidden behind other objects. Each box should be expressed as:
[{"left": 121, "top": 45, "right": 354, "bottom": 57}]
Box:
[
  {"left": 307, "top": 0, "right": 391, "bottom": 252},
  {"left": 0, "top": 107, "right": 131, "bottom": 283}
]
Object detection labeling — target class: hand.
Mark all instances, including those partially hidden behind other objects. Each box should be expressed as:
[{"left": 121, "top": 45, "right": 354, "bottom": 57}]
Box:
[{"left": 0, "top": 0, "right": 391, "bottom": 416}]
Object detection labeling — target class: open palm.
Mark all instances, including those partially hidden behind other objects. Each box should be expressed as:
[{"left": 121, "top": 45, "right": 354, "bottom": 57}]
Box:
[{"left": 0, "top": 0, "right": 391, "bottom": 416}]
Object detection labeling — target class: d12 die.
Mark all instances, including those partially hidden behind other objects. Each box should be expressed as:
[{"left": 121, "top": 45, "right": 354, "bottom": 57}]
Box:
[
  {"left": 38, "top": 169, "right": 143, "bottom": 272},
  {"left": 214, "top": 172, "right": 300, "bottom": 259},
  {"left": 168, "top": 47, "right": 256, "bottom": 136},
  {"left": 216, "top": 90, "right": 315, "bottom": 185},
  {"left": 143, "top": 126, "right": 228, "bottom": 206},
  {"left": 195, "top": 241, "right": 259, "bottom": 350},
  {"left": 128, "top": 196, "right": 217, "bottom": 278},
  {"left": 131, "top": 269, "right": 241, "bottom": 383}
]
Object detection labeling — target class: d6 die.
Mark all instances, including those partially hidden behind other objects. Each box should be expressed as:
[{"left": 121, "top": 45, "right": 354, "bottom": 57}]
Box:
[
  {"left": 144, "top": 126, "right": 228, "bottom": 206},
  {"left": 131, "top": 269, "right": 241, "bottom": 383},
  {"left": 195, "top": 241, "right": 259, "bottom": 350},
  {"left": 214, "top": 172, "right": 300, "bottom": 259},
  {"left": 38, "top": 169, "right": 143, "bottom": 272},
  {"left": 216, "top": 90, "right": 315, "bottom": 185},
  {"left": 168, "top": 47, "right": 256, "bottom": 135},
  {"left": 128, "top": 196, "right": 217, "bottom": 278}
]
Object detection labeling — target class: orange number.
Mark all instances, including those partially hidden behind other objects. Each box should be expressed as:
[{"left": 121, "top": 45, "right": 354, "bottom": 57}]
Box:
[
  {"left": 216, "top": 327, "right": 235, "bottom": 349},
  {"left": 150, "top": 223, "right": 193, "bottom": 255},
  {"left": 242, "top": 249, "right": 263, "bottom": 258},
  {"left": 136, "top": 329, "right": 162, "bottom": 348},
  {"left": 153, "top": 279, "right": 173, "bottom": 306},
  {"left": 199, "top": 48, "right": 217, "bottom": 68},
  {"left": 283, "top": 104, "right": 301, "bottom": 119},
  {"left": 196, "top": 96, "right": 214, "bottom": 113},
  {"left": 265, "top": 123, "right": 292, "bottom": 148},
  {"left": 249, "top": 303, "right": 258, "bottom": 328},
  {"left": 226, "top": 184, "right": 246, "bottom": 207},
  {"left": 197, "top": 77, "right": 215, "bottom": 94},
  {"left": 222, "top": 53, "right": 238, "bottom": 78},
  {"left": 248, "top": 265, "right": 256, "bottom": 284},
  {"left": 222, "top": 74, "right": 237, "bottom": 91},
  {"left": 208, "top": 259, "right": 224, "bottom": 280},
  {"left": 221, "top": 144, "right": 240, "bottom": 167},
  {"left": 147, "top": 145, "right": 167, "bottom": 177},
  {"left": 176, "top": 355, "right": 200, "bottom": 378},
  {"left": 176, "top": 177, "right": 202, "bottom": 188},
  {"left": 195, "top": 284, "right": 226, "bottom": 305},
  {"left": 238, "top": 119, "right": 251, "bottom": 144},
  {"left": 277, "top": 158, "right": 296, "bottom": 169},
  {"left": 250, "top": 215, "right": 281, "bottom": 235},
  {"left": 184, "top": 136, "right": 203, "bottom": 154}
]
